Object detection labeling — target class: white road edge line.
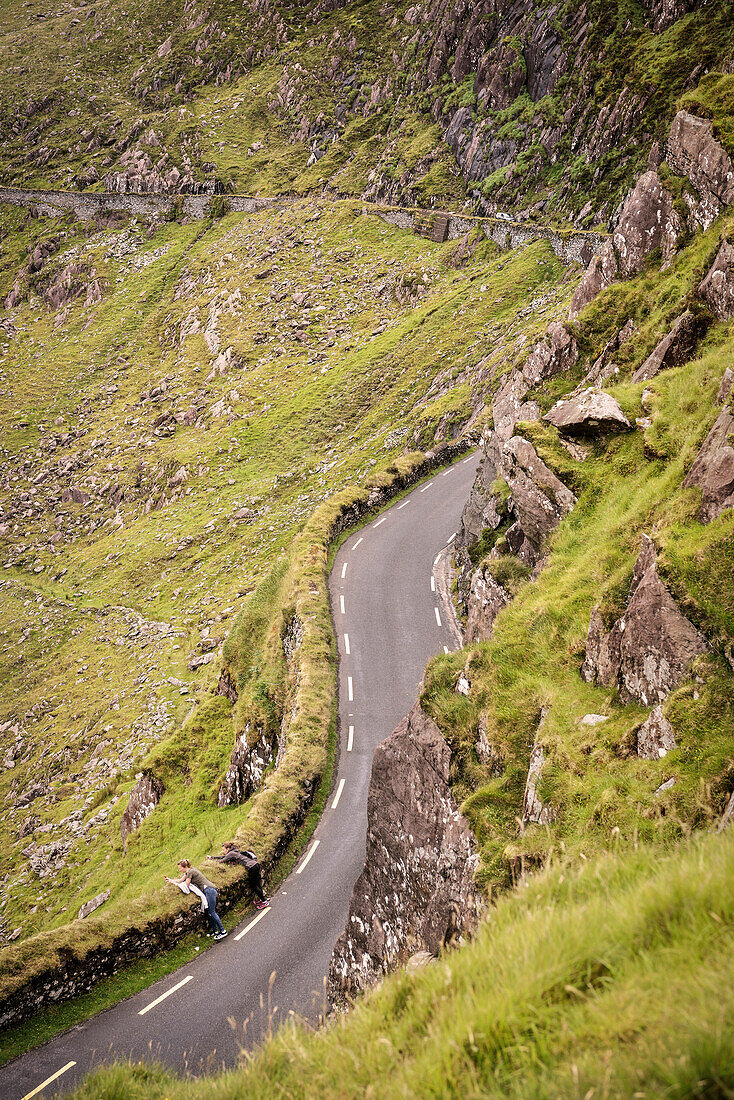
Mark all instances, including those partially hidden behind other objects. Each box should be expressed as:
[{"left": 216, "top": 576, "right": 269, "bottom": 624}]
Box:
[
  {"left": 341, "top": 562, "right": 348, "bottom": 579},
  {"left": 139, "top": 974, "right": 194, "bottom": 1016},
  {"left": 296, "top": 839, "right": 319, "bottom": 874},
  {"left": 420, "top": 481, "right": 434, "bottom": 493},
  {"left": 448, "top": 531, "right": 457, "bottom": 542},
  {"left": 348, "top": 676, "right": 353, "bottom": 701},
  {"left": 397, "top": 501, "right": 409, "bottom": 509},
  {"left": 344, "top": 633, "right": 350, "bottom": 655},
  {"left": 463, "top": 456, "right": 473, "bottom": 463},
  {"left": 442, "top": 469, "right": 451, "bottom": 476},
  {"left": 433, "top": 553, "right": 442, "bottom": 566},
  {"left": 373, "top": 516, "right": 386, "bottom": 528},
  {"left": 444, "top": 645, "right": 450, "bottom": 654},
  {"left": 435, "top": 607, "right": 442, "bottom": 627},
  {"left": 340, "top": 594, "right": 345, "bottom": 614},
  {"left": 352, "top": 537, "right": 363, "bottom": 549},
  {"left": 234, "top": 906, "right": 270, "bottom": 941},
  {"left": 430, "top": 576, "right": 436, "bottom": 592},
  {"left": 332, "top": 778, "right": 346, "bottom": 810},
  {"left": 21, "top": 1062, "right": 77, "bottom": 1100},
  {"left": 347, "top": 725, "right": 354, "bottom": 751}
]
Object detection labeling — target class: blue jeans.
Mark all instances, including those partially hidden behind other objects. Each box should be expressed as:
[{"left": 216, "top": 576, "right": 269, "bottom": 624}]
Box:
[{"left": 204, "top": 886, "right": 225, "bottom": 934}]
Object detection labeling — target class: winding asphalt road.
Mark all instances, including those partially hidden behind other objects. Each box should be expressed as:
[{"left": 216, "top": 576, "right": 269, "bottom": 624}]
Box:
[{"left": 1, "top": 451, "right": 479, "bottom": 1100}]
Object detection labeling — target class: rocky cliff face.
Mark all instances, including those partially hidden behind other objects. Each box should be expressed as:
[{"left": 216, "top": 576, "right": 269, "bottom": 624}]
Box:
[{"left": 329, "top": 703, "right": 481, "bottom": 1006}]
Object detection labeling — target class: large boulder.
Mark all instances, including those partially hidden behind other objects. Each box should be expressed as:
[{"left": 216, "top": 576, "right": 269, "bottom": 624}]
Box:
[
  {"left": 581, "top": 535, "right": 708, "bottom": 705},
  {"left": 569, "top": 171, "right": 681, "bottom": 319},
  {"left": 682, "top": 368, "right": 734, "bottom": 522},
  {"left": 501, "top": 436, "right": 577, "bottom": 553},
  {"left": 631, "top": 310, "right": 708, "bottom": 383},
  {"left": 544, "top": 389, "right": 632, "bottom": 435},
  {"left": 120, "top": 772, "right": 164, "bottom": 847},
  {"left": 328, "top": 703, "right": 480, "bottom": 1006},
  {"left": 666, "top": 111, "right": 734, "bottom": 230},
  {"left": 699, "top": 240, "right": 734, "bottom": 320},
  {"left": 465, "top": 565, "right": 510, "bottom": 642}
]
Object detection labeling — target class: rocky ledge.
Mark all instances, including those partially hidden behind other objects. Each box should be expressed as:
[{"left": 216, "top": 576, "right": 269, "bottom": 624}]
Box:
[{"left": 328, "top": 702, "right": 480, "bottom": 1007}]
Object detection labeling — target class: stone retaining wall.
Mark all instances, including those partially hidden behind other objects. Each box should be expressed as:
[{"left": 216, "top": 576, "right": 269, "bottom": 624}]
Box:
[
  {"left": 0, "top": 186, "right": 290, "bottom": 220},
  {"left": 0, "top": 186, "right": 605, "bottom": 265},
  {"left": 366, "top": 207, "right": 606, "bottom": 266}
]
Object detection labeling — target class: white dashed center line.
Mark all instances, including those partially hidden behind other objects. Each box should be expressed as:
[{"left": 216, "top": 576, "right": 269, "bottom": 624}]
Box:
[
  {"left": 340, "top": 594, "right": 345, "bottom": 614},
  {"left": 430, "top": 576, "right": 436, "bottom": 592},
  {"left": 21, "top": 1063, "right": 77, "bottom": 1100},
  {"left": 139, "top": 974, "right": 194, "bottom": 1017},
  {"left": 420, "top": 481, "right": 434, "bottom": 493},
  {"left": 434, "top": 607, "right": 442, "bottom": 627},
  {"left": 332, "top": 778, "right": 346, "bottom": 810},
  {"left": 234, "top": 906, "right": 270, "bottom": 941},
  {"left": 397, "top": 500, "right": 409, "bottom": 509},
  {"left": 373, "top": 516, "right": 386, "bottom": 528},
  {"left": 352, "top": 537, "right": 363, "bottom": 549},
  {"left": 347, "top": 725, "right": 354, "bottom": 751},
  {"left": 296, "top": 839, "right": 319, "bottom": 874},
  {"left": 348, "top": 676, "right": 354, "bottom": 701},
  {"left": 344, "top": 633, "right": 350, "bottom": 655},
  {"left": 341, "top": 562, "right": 348, "bottom": 579}
]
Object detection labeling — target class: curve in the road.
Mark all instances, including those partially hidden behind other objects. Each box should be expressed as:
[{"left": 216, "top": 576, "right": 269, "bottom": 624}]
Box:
[{"left": 2, "top": 451, "right": 479, "bottom": 1100}]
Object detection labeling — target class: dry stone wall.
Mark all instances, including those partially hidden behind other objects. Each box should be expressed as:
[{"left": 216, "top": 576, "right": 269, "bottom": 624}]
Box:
[{"left": 0, "top": 187, "right": 605, "bottom": 266}]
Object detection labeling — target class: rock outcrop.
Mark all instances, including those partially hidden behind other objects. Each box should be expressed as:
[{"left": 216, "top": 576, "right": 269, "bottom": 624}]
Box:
[
  {"left": 666, "top": 111, "right": 734, "bottom": 230},
  {"left": 492, "top": 322, "right": 578, "bottom": 441},
  {"left": 119, "top": 772, "right": 164, "bottom": 847},
  {"left": 500, "top": 436, "right": 577, "bottom": 556},
  {"left": 631, "top": 310, "right": 708, "bottom": 383},
  {"left": 581, "top": 535, "right": 708, "bottom": 705},
  {"left": 328, "top": 703, "right": 480, "bottom": 1006},
  {"left": 699, "top": 240, "right": 734, "bottom": 320},
  {"left": 637, "top": 706, "right": 676, "bottom": 759},
  {"left": 682, "top": 368, "right": 734, "bottom": 522},
  {"left": 217, "top": 724, "right": 274, "bottom": 807},
  {"left": 570, "top": 171, "right": 681, "bottom": 319},
  {"left": 544, "top": 389, "right": 632, "bottom": 435},
  {"left": 521, "top": 715, "right": 555, "bottom": 830},
  {"left": 465, "top": 566, "right": 510, "bottom": 643}
]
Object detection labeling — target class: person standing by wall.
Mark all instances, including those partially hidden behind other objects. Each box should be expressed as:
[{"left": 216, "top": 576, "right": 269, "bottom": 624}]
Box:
[
  {"left": 209, "top": 842, "right": 270, "bottom": 911},
  {"left": 166, "top": 859, "right": 227, "bottom": 939}
]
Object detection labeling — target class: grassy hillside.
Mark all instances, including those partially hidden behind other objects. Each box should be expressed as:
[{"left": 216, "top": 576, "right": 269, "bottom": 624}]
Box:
[
  {"left": 422, "top": 213, "right": 734, "bottom": 895},
  {"left": 0, "top": 198, "right": 573, "bottom": 960},
  {"left": 67, "top": 830, "right": 734, "bottom": 1098}
]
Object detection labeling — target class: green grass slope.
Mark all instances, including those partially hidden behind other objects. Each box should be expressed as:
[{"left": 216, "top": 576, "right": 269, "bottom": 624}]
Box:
[
  {"left": 67, "top": 830, "right": 734, "bottom": 1099},
  {"left": 424, "top": 214, "right": 734, "bottom": 894},
  {"left": 0, "top": 199, "right": 573, "bottom": 966}
]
